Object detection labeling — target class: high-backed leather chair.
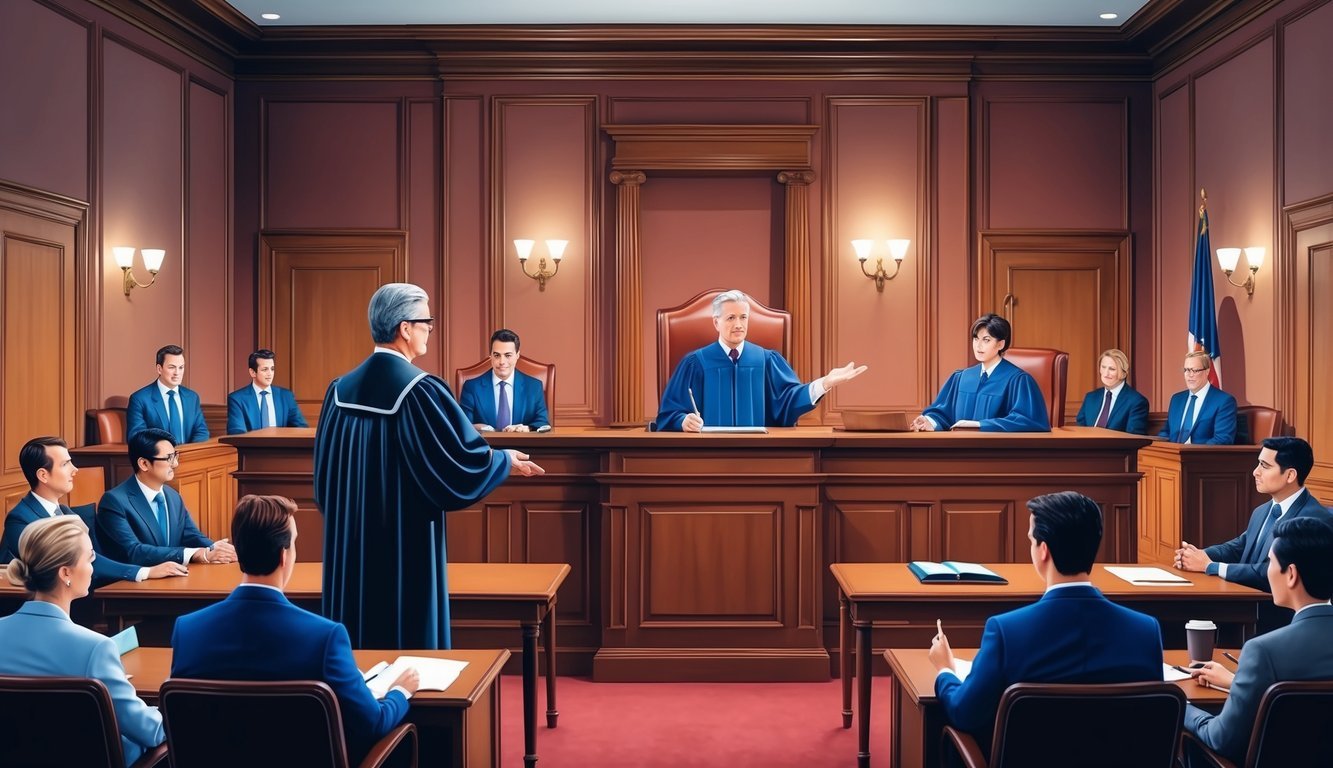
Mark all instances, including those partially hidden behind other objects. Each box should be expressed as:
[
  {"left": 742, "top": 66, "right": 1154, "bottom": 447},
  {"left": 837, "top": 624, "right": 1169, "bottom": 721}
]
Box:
[
  {"left": 1182, "top": 680, "right": 1333, "bottom": 768},
  {"left": 0, "top": 675, "right": 168, "bottom": 768},
  {"left": 160, "top": 678, "right": 416, "bottom": 768},
  {"left": 85, "top": 407, "right": 129, "bottom": 445},
  {"left": 656, "top": 289, "right": 791, "bottom": 397},
  {"left": 454, "top": 355, "right": 557, "bottom": 420},
  {"left": 942, "top": 681, "right": 1186, "bottom": 768},
  {"left": 1003, "top": 347, "right": 1069, "bottom": 427},
  {"left": 1236, "top": 405, "right": 1282, "bottom": 444}
]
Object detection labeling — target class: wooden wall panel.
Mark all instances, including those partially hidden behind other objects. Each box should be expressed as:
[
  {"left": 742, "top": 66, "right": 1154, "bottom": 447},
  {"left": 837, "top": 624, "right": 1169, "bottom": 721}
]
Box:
[
  {"left": 408, "top": 99, "right": 443, "bottom": 377},
  {"left": 185, "top": 81, "right": 231, "bottom": 403},
  {"left": 443, "top": 96, "right": 487, "bottom": 375},
  {"left": 934, "top": 97, "right": 970, "bottom": 390},
  {"left": 1286, "top": 198, "right": 1333, "bottom": 489},
  {"left": 1281, "top": 1, "right": 1333, "bottom": 206},
  {"left": 1152, "top": 84, "right": 1193, "bottom": 410},
  {"left": 942, "top": 502, "right": 1012, "bottom": 563},
  {"left": 644, "top": 505, "right": 779, "bottom": 619}
]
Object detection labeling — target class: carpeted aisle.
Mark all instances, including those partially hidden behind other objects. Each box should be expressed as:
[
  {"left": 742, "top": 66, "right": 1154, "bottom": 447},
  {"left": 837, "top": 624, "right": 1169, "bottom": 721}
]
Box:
[{"left": 498, "top": 675, "right": 893, "bottom": 767}]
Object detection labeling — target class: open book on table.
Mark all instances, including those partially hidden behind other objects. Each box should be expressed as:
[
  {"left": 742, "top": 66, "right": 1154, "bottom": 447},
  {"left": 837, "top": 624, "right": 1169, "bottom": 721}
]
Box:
[
  {"left": 362, "top": 656, "right": 468, "bottom": 699},
  {"left": 908, "top": 561, "right": 1008, "bottom": 584}
]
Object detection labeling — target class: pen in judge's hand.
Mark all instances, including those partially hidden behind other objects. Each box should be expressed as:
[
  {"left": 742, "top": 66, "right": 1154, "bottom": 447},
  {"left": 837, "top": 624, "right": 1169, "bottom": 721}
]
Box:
[
  {"left": 681, "top": 388, "right": 705, "bottom": 433},
  {"left": 688, "top": 387, "right": 700, "bottom": 416}
]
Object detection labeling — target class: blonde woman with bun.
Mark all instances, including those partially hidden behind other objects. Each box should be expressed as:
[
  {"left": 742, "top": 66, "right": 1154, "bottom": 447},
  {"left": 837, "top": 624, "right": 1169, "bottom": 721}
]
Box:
[{"left": 0, "top": 515, "right": 164, "bottom": 764}]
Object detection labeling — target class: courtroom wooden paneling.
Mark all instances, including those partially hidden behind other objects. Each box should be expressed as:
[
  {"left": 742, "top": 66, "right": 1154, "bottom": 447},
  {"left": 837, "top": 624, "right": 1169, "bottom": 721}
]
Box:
[
  {"left": 1284, "top": 195, "right": 1333, "bottom": 493},
  {"left": 1136, "top": 442, "right": 1268, "bottom": 566}
]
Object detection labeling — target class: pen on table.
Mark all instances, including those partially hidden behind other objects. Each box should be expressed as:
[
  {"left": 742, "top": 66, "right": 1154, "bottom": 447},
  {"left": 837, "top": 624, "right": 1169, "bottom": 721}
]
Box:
[
  {"left": 688, "top": 387, "right": 701, "bottom": 416},
  {"left": 1223, "top": 652, "right": 1240, "bottom": 666},
  {"left": 1171, "top": 665, "right": 1193, "bottom": 675}
]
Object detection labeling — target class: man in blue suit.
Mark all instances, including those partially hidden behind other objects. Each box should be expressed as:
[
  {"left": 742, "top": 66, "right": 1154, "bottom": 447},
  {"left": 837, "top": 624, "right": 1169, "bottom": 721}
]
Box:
[
  {"left": 96, "top": 428, "right": 236, "bottom": 567},
  {"left": 226, "top": 349, "right": 309, "bottom": 434},
  {"left": 2, "top": 436, "right": 187, "bottom": 584},
  {"left": 1074, "top": 348, "right": 1149, "bottom": 434},
  {"left": 929, "top": 491, "right": 1163, "bottom": 756},
  {"left": 126, "top": 344, "right": 209, "bottom": 443},
  {"left": 1158, "top": 351, "right": 1238, "bottom": 444},
  {"left": 459, "top": 328, "right": 551, "bottom": 432},
  {"left": 172, "top": 494, "right": 420, "bottom": 765},
  {"left": 1183, "top": 516, "right": 1333, "bottom": 766}
]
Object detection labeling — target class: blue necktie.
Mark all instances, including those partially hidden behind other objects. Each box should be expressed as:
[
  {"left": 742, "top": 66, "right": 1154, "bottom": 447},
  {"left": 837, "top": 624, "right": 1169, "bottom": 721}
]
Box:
[
  {"left": 1252, "top": 502, "right": 1283, "bottom": 562},
  {"left": 167, "top": 390, "right": 184, "bottom": 443},
  {"left": 259, "top": 390, "right": 271, "bottom": 428},
  {"left": 980, "top": 371, "right": 989, "bottom": 386},
  {"left": 153, "top": 493, "right": 169, "bottom": 544},
  {"left": 1178, "top": 394, "right": 1197, "bottom": 442},
  {"left": 496, "top": 381, "right": 511, "bottom": 431}
]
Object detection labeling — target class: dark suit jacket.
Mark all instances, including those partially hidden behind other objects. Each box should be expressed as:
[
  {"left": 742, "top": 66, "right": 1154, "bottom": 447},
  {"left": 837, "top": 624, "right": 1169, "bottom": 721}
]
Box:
[
  {"left": 935, "top": 585, "right": 1163, "bottom": 751},
  {"left": 96, "top": 475, "right": 212, "bottom": 566},
  {"left": 1158, "top": 387, "right": 1238, "bottom": 444},
  {"left": 1075, "top": 385, "right": 1149, "bottom": 434},
  {"left": 1185, "top": 604, "right": 1333, "bottom": 763},
  {"left": 171, "top": 585, "right": 410, "bottom": 765},
  {"left": 1205, "top": 490, "right": 1331, "bottom": 591},
  {"left": 127, "top": 382, "right": 209, "bottom": 443},
  {"left": 458, "top": 370, "right": 550, "bottom": 429},
  {"left": 1, "top": 495, "right": 140, "bottom": 585},
  {"left": 226, "top": 384, "right": 308, "bottom": 434}
]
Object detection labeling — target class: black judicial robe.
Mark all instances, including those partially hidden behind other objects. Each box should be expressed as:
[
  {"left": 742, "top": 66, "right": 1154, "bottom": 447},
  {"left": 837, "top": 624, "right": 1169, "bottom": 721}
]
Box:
[
  {"left": 314, "top": 351, "right": 510, "bottom": 649},
  {"left": 654, "top": 342, "right": 815, "bottom": 431}
]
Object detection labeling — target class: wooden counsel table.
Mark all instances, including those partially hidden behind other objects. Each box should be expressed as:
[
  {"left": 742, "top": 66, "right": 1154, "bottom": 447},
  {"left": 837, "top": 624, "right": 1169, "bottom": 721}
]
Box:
[
  {"left": 97, "top": 560, "right": 569, "bottom": 768},
  {"left": 125, "top": 646, "right": 508, "bottom": 768},
  {"left": 830, "top": 563, "right": 1265, "bottom": 768},
  {"left": 884, "top": 647, "right": 1232, "bottom": 768}
]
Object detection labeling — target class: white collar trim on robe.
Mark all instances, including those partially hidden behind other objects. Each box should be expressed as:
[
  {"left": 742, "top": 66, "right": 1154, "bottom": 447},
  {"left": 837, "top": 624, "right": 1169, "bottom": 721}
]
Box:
[{"left": 334, "top": 348, "right": 429, "bottom": 415}]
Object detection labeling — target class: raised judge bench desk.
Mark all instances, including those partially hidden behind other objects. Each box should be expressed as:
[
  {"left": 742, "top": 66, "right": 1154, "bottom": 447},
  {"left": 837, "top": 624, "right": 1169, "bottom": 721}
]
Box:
[
  {"left": 222, "top": 427, "right": 1150, "bottom": 682},
  {"left": 1136, "top": 441, "right": 1267, "bottom": 565}
]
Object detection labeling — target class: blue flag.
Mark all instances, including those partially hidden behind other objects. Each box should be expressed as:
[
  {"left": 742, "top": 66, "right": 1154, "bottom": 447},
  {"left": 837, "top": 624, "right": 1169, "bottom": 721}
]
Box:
[{"left": 1187, "top": 205, "right": 1222, "bottom": 387}]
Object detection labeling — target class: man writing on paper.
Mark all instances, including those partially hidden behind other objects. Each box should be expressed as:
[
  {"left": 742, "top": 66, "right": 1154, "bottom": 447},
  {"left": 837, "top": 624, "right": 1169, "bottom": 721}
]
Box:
[
  {"left": 171, "top": 495, "right": 418, "bottom": 766},
  {"left": 654, "top": 289, "right": 866, "bottom": 431},
  {"left": 929, "top": 492, "right": 1162, "bottom": 759}
]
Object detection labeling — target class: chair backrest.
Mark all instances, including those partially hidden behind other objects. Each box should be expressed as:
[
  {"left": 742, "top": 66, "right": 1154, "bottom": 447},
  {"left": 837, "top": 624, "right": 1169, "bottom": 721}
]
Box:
[
  {"left": 454, "top": 355, "right": 557, "bottom": 420},
  {"left": 1237, "top": 405, "right": 1282, "bottom": 444},
  {"left": 1002, "top": 347, "right": 1069, "bottom": 427},
  {"left": 656, "top": 289, "right": 791, "bottom": 397},
  {"left": 161, "top": 678, "right": 350, "bottom": 768},
  {"left": 0, "top": 675, "right": 129, "bottom": 768},
  {"left": 988, "top": 681, "right": 1185, "bottom": 767},
  {"left": 85, "top": 407, "right": 128, "bottom": 445},
  {"left": 1243, "top": 680, "right": 1333, "bottom": 767}
]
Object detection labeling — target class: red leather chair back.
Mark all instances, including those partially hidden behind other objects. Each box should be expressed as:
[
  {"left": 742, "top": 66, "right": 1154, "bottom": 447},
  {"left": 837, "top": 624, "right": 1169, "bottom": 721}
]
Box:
[
  {"left": 1003, "top": 347, "right": 1069, "bottom": 427},
  {"left": 1236, "top": 405, "right": 1282, "bottom": 444},
  {"left": 454, "top": 356, "right": 557, "bottom": 420}
]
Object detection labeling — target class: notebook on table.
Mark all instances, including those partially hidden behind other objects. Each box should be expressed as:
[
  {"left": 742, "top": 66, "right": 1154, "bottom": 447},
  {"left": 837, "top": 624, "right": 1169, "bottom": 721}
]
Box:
[{"left": 908, "top": 561, "right": 1008, "bottom": 584}]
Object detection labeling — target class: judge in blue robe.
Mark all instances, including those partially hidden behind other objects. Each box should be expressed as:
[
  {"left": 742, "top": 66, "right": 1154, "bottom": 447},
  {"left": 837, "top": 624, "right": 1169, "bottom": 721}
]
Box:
[
  {"left": 654, "top": 289, "right": 866, "bottom": 432},
  {"left": 912, "top": 313, "right": 1050, "bottom": 433},
  {"left": 314, "top": 283, "right": 544, "bottom": 650}
]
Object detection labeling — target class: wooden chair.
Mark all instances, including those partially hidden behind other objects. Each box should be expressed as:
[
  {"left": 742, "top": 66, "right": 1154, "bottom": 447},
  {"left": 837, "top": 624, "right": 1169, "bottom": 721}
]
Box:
[
  {"left": 1236, "top": 405, "right": 1282, "bottom": 444},
  {"left": 1182, "top": 680, "right": 1333, "bottom": 768},
  {"left": 160, "top": 679, "right": 416, "bottom": 768},
  {"left": 0, "top": 675, "right": 168, "bottom": 768},
  {"left": 656, "top": 289, "right": 791, "bottom": 398},
  {"left": 454, "top": 355, "right": 557, "bottom": 421},
  {"left": 941, "top": 681, "right": 1186, "bottom": 768},
  {"left": 1003, "top": 347, "right": 1069, "bottom": 427}
]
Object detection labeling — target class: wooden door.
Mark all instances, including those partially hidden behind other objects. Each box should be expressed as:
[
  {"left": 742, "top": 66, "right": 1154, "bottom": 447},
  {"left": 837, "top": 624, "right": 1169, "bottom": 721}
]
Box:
[
  {"left": 1286, "top": 197, "right": 1333, "bottom": 501},
  {"left": 977, "top": 231, "right": 1133, "bottom": 424}
]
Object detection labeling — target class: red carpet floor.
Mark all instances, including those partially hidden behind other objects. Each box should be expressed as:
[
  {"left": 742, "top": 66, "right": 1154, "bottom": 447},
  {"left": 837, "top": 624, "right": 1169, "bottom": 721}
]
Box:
[{"left": 498, "top": 675, "right": 893, "bottom": 767}]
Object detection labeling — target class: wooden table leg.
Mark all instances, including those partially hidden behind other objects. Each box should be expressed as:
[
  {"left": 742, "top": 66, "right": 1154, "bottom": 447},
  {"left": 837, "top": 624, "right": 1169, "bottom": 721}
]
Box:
[
  {"left": 840, "top": 592, "right": 852, "bottom": 728},
  {"left": 856, "top": 622, "right": 872, "bottom": 768},
  {"left": 543, "top": 602, "right": 559, "bottom": 728},
  {"left": 523, "top": 622, "right": 539, "bottom": 767}
]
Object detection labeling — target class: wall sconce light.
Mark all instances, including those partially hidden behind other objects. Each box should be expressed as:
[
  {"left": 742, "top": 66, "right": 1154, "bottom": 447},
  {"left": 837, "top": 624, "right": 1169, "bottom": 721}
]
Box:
[
  {"left": 515, "top": 238, "right": 566, "bottom": 291},
  {"left": 853, "top": 238, "right": 909, "bottom": 292},
  {"left": 1215, "top": 246, "right": 1264, "bottom": 297},
  {"left": 112, "top": 246, "right": 165, "bottom": 296}
]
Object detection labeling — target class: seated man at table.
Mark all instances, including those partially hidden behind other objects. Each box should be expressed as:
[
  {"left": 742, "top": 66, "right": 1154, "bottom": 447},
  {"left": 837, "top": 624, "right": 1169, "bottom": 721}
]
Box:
[
  {"left": 654, "top": 289, "right": 866, "bottom": 431},
  {"left": 126, "top": 344, "right": 210, "bottom": 443},
  {"left": 1157, "top": 351, "right": 1237, "bottom": 444},
  {"left": 459, "top": 328, "right": 550, "bottom": 432},
  {"left": 171, "top": 494, "right": 420, "bottom": 764},
  {"left": 1183, "top": 516, "right": 1333, "bottom": 766},
  {"left": 226, "top": 348, "right": 308, "bottom": 434},
  {"left": 929, "top": 491, "right": 1163, "bottom": 757},
  {"left": 96, "top": 428, "right": 236, "bottom": 567}
]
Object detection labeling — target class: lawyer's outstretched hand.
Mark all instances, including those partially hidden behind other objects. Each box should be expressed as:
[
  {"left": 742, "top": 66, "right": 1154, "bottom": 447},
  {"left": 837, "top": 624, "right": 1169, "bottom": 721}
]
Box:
[
  {"left": 507, "top": 449, "right": 546, "bottom": 477},
  {"left": 822, "top": 361, "right": 868, "bottom": 390}
]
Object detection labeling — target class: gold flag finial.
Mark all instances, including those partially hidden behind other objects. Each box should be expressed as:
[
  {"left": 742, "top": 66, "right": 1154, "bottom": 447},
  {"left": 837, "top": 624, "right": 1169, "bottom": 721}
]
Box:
[{"left": 1199, "top": 188, "right": 1207, "bottom": 216}]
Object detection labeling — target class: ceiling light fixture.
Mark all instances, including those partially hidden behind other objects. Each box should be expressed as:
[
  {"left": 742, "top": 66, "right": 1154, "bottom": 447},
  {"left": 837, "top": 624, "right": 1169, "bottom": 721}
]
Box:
[
  {"left": 261, "top": 13, "right": 281, "bottom": 20},
  {"left": 1099, "top": 12, "right": 1118, "bottom": 20}
]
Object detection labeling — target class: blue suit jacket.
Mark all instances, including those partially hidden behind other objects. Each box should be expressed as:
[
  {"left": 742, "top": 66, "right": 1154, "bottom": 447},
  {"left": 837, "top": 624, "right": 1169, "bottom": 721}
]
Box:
[
  {"left": 458, "top": 370, "right": 550, "bottom": 429},
  {"left": 126, "top": 381, "right": 209, "bottom": 443},
  {"left": 0, "top": 601, "right": 164, "bottom": 765},
  {"left": 1158, "top": 387, "right": 1238, "bottom": 444},
  {"left": 226, "top": 384, "right": 308, "bottom": 434},
  {"left": 96, "top": 475, "right": 212, "bottom": 566},
  {"left": 935, "top": 585, "right": 1163, "bottom": 751},
  {"left": 1205, "top": 490, "right": 1331, "bottom": 592},
  {"left": 1185, "top": 604, "right": 1333, "bottom": 763},
  {"left": 1, "top": 494, "right": 140, "bottom": 585},
  {"left": 1075, "top": 385, "right": 1149, "bottom": 434},
  {"left": 171, "top": 585, "right": 410, "bottom": 764}
]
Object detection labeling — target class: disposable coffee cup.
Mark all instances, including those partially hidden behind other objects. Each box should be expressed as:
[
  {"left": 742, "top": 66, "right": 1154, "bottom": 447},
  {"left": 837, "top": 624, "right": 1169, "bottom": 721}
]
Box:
[{"left": 1185, "top": 619, "right": 1218, "bottom": 663}]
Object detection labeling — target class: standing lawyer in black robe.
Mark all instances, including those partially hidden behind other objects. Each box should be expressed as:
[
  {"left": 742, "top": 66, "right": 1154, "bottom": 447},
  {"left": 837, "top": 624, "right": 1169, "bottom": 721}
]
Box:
[{"left": 315, "top": 283, "right": 544, "bottom": 649}]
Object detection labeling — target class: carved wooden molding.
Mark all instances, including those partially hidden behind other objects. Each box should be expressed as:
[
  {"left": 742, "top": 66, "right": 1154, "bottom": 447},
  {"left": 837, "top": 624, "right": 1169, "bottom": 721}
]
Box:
[
  {"left": 604, "top": 124, "right": 818, "bottom": 170},
  {"left": 778, "top": 170, "right": 815, "bottom": 380}
]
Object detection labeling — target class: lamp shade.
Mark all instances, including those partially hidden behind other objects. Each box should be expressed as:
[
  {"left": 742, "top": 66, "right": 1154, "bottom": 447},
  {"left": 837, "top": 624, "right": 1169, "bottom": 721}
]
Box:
[
  {"left": 514, "top": 239, "right": 534, "bottom": 261},
  {"left": 545, "top": 239, "right": 568, "bottom": 262},
  {"left": 851, "top": 239, "right": 873, "bottom": 262},
  {"left": 1243, "top": 247, "right": 1265, "bottom": 270},
  {"left": 1216, "top": 247, "right": 1242, "bottom": 272},
  {"left": 141, "top": 249, "right": 166, "bottom": 272},
  {"left": 887, "top": 239, "right": 910, "bottom": 262},
  {"left": 112, "top": 246, "right": 135, "bottom": 269}
]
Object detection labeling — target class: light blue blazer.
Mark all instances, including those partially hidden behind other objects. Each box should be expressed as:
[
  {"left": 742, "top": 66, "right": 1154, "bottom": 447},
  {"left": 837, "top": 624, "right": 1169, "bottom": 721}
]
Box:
[{"left": 0, "top": 601, "right": 164, "bottom": 765}]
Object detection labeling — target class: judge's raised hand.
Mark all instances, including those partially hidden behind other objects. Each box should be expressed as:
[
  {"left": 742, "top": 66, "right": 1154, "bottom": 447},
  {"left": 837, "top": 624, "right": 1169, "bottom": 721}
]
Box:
[
  {"left": 910, "top": 415, "right": 936, "bottom": 432},
  {"left": 507, "top": 449, "right": 545, "bottom": 477},
  {"left": 821, "top": 362, "right": 868, "bottom": 390},
  {"left": 681, "top": 412, "right": 704, "bottom": 433}
]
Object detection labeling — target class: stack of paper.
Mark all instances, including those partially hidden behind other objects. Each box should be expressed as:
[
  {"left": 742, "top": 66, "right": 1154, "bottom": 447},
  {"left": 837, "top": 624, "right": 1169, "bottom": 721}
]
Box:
[
  {"left": 1105, "top": 566, "right": 1192, "bottom": 586},
  {"left": 363, "top": 656, "right": 468, "bottom": 699}
]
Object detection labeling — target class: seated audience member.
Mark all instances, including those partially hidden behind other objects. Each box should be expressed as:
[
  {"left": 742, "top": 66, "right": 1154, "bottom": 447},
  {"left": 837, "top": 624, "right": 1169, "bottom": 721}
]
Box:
[
  {"left": 1158, "top": 351, "right": 1237, "bottom": 444},
  {"left": 459, "top": 329, "right": 550, "bottom": 432},
  {"left": 1075, "top": 348, "right": 1149, "bottom": 434},
  {"left": 930, "top": 491, "right": 1162, "bottom": 755},
  {"left": 226, "top": 349, "right": 309, "bottom": 434},
  {"left": 655, "top": 289, "right": 865, "bottom": 431},
  {"left": 96, "top": 428, "right": 236, "bottom": 567},
  {"left": 911, "top": 313, "right": 1050, "bottom": 433},
  {"left": 0, "top": 516, "right": 166, "bottom": 764},
  {"left": 126, "top": 344, "right": 209, "bottom": 443},
  {"left": 1183, "top": 516, "right": 1333, "bottom": 765},
  {"left": 171, "top": 495, "right": 419, "bottom": 764},
  {"left": 1, "top": 436, "right": 186, "bottom": 584}
]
